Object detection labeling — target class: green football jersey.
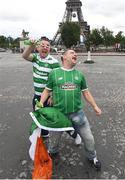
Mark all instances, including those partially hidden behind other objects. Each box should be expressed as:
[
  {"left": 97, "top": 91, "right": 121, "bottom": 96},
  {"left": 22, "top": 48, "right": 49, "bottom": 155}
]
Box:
[
  {"left": 46, "top": 67, "right": 88, "bottom": 114},
  {"left": 32, "top": 53, "right": 60, "bottom": 96}
]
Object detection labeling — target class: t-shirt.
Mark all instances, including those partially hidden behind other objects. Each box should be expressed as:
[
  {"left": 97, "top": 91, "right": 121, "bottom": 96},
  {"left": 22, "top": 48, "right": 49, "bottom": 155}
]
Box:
[
  {"left": 32, "top": 53, "right": 60, "bottom": 96},
  {"left": 46, "top": 67, "right": 88, "bottom": 114}
]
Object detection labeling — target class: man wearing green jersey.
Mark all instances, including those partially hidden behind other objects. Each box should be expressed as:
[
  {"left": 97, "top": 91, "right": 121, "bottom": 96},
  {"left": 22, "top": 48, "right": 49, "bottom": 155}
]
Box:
[
  {"left": 39, "top": 49, "right": 102, "bottom": 170},
  {"left": 22, "top": 37, "right": 81, "bottom": 144}
]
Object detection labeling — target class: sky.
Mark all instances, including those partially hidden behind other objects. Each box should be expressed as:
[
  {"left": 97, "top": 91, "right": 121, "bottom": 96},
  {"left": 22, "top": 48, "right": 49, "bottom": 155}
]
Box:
[{"left": 0, "top": 0, "right": 125, "bottom": 39}]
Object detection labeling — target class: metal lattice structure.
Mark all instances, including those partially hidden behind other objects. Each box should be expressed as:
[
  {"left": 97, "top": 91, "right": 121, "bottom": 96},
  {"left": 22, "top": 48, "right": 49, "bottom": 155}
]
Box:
[{"left": 52, "top": 0, "right": 90, "bottom": 46}]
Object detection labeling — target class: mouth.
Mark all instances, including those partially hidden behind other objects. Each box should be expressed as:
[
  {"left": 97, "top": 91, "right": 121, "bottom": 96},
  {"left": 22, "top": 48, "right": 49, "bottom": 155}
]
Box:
[
  {"left": 72, "top": 57, "right": 77, "bottom": 62},
  {"left": 40, "top": 51, "right": 48, "bottom": 58},
  {"left": 41, "top": 50, "right": 49, "bottom": 56},
  {"left": 42, "top": 50, "right": 48, "bottom": 53}
]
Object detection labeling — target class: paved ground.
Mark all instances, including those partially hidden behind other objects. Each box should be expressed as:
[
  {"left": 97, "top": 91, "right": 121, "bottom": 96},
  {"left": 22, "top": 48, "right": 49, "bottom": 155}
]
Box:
[{"left": 0, "top": 52, "right": 125, "bottom": 179}]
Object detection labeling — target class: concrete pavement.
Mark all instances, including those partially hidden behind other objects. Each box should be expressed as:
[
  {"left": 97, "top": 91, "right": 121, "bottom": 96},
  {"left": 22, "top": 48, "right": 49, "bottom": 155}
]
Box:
[{"left": 0, "top": 52, "right": 125, "bottom": 179}]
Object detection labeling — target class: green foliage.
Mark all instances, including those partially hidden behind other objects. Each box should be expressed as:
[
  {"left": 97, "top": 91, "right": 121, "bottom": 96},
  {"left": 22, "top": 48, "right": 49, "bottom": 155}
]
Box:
[
  {"left": 0, "top": 35, "right": 20, "bottom": 48},
  {"left": 12, "top": 38, "right": 20, "bottom": 48},
  {"left": 0, "top": 36, "right": 8, "bottom": 48},
  {"left": 0, "top": 26, "right": 125, "bottom": 50},
  {"left": 115, "top": 31, "right": 125, "bottom": 44},
  {"left": 89, "top": 29, "right": 103, "bottom": 48},
  {"left": 115, "top": 31, "right": 125, "bottom": 50},
  {"left": 100, "top": 26, "right": 115, "bottom": 48},
  {"left": 61, "top": 22, "right": 80, "bottom": 48}
]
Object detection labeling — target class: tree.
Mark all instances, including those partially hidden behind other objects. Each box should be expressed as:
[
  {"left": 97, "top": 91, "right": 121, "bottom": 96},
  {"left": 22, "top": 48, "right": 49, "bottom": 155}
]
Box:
[
  {"left": 12, "top": 37, "right": 20, "bottom": 48},
  {"left": 100, "top": 26, "right": 115, "bottom": 48},
  {"left": 89, "top": 29, "right": 103, "bottom": 50},
  {"left": 115, "top": 31, "right": 125, "bottom": 50},
  {"left": 61, "top": 22, "right": 80, "bottom": 48},
  {"left": 0, "top": 35, "right": 8, "bottom": 48},
  {"left": 115, "top": 31, "right": 125, "bottom": 44}
]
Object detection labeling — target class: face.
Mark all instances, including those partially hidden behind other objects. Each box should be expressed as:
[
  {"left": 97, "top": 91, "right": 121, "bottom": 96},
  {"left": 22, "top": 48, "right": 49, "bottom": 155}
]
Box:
[
  {"left": 64, "top": 50, "right": 77, "bottom": 67},
  {"left": 37, "top": 40, "right": 50, "bottom": 58}
]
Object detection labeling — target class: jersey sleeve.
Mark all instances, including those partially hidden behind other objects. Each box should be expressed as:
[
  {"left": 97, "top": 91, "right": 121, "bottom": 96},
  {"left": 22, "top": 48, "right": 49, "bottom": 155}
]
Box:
[
  {"left": 81, "top": 73, "right": 88, "bottom": 91},
  {"left": 51, "top": 61, "right": 60, "bottom": 69},
  {"left": 46, "top": 71, "right": 54, "bottom": 90}
]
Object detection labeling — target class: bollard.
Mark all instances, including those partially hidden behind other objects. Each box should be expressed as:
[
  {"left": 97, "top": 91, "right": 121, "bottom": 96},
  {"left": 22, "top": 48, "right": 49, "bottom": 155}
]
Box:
[{"left": 84, "top": 51, "right": 94, "bottom": 64}]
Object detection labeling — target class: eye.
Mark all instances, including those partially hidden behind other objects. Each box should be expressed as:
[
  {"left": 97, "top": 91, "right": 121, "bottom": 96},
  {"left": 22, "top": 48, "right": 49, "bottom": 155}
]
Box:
[{"left": 46, "top": 44, "right": 50, "bottom": 47}]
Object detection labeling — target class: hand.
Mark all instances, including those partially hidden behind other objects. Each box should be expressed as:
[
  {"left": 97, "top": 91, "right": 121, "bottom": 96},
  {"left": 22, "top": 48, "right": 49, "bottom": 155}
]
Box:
[
  {"left": 35, "top": 99, "right": 43, "bottom": 111},
  {"left": 93, "top": 106, "right": 102, "bottom": 116},
  {"left": 47, "top": 96, "right": 53, "bottom": 106},
  {"left": 24, "top": 39, "right": 39, "bottom": 46},
  {"left": 30, "top": 39, "right": 40, "bottom": 47}
]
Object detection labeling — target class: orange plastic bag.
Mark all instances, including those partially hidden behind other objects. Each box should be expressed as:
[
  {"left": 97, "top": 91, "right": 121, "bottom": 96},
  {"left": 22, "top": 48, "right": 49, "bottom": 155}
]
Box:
[{"left": 32, "top": 137, "right": 52, "bottom": 179}]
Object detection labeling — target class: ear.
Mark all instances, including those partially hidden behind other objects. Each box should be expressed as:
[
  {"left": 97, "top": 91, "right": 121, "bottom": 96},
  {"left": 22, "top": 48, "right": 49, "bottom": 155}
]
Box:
[{"left": 62, "top": 56, "right": 66, "bottom": 62}]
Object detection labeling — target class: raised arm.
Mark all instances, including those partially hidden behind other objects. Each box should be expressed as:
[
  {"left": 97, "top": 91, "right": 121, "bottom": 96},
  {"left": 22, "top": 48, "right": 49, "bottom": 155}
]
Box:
[
  {"left": 22, "top": 44, "right": 35, "bottom": 62},
  {"left": 82, "top": 89, "right": 102, "bottom": 116}
]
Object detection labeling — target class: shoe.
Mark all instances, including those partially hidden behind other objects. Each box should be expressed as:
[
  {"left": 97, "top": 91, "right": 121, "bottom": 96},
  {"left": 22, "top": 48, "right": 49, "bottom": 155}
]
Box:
[
  {"left": 75, "top": 134, "right": 82, "bottom": 145},
  {"left": 88, "top": 157, "right": 101, "bottom": 171}
]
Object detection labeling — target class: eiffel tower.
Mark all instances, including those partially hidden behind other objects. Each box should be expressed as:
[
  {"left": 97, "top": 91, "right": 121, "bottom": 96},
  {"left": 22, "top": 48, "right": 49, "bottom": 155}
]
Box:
[{"left": 52, "top": 0, "right": 90, "bottom": 46}]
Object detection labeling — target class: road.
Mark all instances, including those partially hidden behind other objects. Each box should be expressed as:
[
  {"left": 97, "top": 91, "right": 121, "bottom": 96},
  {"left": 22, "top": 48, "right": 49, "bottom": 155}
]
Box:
[{"left": 0, "top": 52, "right": 125, "bottom": 179}]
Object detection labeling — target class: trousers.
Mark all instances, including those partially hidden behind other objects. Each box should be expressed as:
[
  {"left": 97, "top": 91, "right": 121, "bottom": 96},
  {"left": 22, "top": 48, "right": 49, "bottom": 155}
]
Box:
[{"left": 48, "top": 109, "right": 96, "bottom": 160}]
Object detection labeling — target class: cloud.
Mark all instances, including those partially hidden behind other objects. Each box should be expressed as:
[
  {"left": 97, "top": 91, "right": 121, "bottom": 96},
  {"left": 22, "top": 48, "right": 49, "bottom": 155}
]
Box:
[
  {"left": 0, "top": 13, "right": 30, "bottom": 22},
  {"left": 0, "top": 0, "right": 125, "bottom": 38},
  {"left": 85, "top": 0, "right": 125, "bottom": 17},
  {"left": 83, "top": 0, "right": 125, "bottom": 35}
]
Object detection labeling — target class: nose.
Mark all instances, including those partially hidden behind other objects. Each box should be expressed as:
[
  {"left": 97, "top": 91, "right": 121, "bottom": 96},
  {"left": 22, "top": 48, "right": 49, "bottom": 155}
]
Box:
[
  {"left": 74, "top": 53, "right": 77, "bottom": 58},
  {"left": 43, "top": 46, "right": 48, "bottom": 49}
]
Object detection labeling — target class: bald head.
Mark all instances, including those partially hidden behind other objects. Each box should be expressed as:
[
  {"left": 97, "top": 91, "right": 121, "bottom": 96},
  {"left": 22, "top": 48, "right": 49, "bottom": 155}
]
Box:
[
  {"left": 61, "top": 49, "right": 77, "bottom": 68},
  {"left": 61, "top": 49, "right": 75, "bottom": 60}
]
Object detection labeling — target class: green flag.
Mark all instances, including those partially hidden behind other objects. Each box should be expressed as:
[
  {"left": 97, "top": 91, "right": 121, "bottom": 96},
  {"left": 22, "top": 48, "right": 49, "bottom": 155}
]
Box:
[
  {"left": 29, "top": 107, "right": 74, "bottom": 134},
  {"left": 29, "top": 107, "right": 74, "bottom": 160}
]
